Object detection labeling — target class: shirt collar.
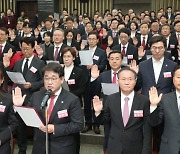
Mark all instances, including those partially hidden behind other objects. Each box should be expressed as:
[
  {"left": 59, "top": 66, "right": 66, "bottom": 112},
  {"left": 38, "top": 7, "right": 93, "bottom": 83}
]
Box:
[
  {"left": 54, "top": 87, "right": 62, "bottom": 96},
  {"left": 152, "top": 57, "right": 164, "bottom": 63},
  {"left": 24, "top": 54, "right": 34, "bottom": 61},
  {"left": 121, "top": 90, "right": 135, "bottom": 99},
  {"left": 54, "top": 43, "right": 63, "bottom": 49}
]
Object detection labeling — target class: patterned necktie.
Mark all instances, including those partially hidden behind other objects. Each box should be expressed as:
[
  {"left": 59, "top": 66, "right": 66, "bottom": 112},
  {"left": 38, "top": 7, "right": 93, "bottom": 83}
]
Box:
[
  {"left": 23, "top": 58, "right": 29, "bottom": 76},
  {"left": 123, "top": 97, "right": 129, "bottom": 126},
  {"left": 122, "top": 46, "right": 126, "bottom": 56},
  {"left": 54, "top": 47, "right": 59, "bottom": 60},
  {"left": 112, "top": 71, "right": 117, "bottom": 83},
  {"left": 142, "top": 37, "right": 146, "bottom": 50},
  {"left": 48, "top": 94, "right": 56, "bottom": 121}
]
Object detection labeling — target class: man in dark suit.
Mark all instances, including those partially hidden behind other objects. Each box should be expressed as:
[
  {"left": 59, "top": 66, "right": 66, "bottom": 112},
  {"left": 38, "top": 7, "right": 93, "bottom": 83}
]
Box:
[
  {"left": 161, "top": 24, "right": 178, "bottom": 61},
  {"left": 93, "top": 67, "right": 151, "bottom": 154},
  {"left": 0, "top": 27, "right": 16, "bottom": 62},
  {"left": 136, "top": 35, "right": 177, "bottom": 152},
  {"left": 42, "top": 28, "right": 67, "bottom": 64},
  {"left": 137, "top": 35, "right": 177, "bottom": 96},
  {"left": 165, "top": 6, "right": 174, "bottom": 22},
  {"left": 112, "top": 28, "right": 145, "bottom": 65},
  {"left": 135, "top": 23, "right": 151, "bottom": 51},
  {"left": 4, "top": 37, "right": 45, "bottom": 154},
  {"left": 148, "top": 65, "right": 180, "bottom": 154},
  {"left": 90, "top": 50, "right": 123, "bottom": 151},
  {"left": 13, "top": 63, "right": 83, "bottom": 154},
  {"left": 81, "top": 31, "right": 107, "bottom": 134}
]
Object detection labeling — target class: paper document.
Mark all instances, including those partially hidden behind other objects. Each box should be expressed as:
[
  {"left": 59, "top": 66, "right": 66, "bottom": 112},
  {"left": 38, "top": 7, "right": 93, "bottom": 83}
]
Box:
[
  {"left": 6, "top": 71, "right": 26, "bottom": 84},
  {"left": 14, "top": 106, "right": 44, "bottom": 128},
  {"left": 79, "top": 50, "right": 93, "bottom": 65},
  {"left": 101, "top": 83, "right": 119, "bottom": 95}
]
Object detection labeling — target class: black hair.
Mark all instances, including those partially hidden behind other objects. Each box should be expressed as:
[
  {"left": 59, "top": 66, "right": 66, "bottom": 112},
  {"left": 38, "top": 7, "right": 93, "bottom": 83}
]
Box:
[
  {"left": 149, "top": 35, "right": 166, "bottom": 48},
  {"left": 0, "top": 27, "right": 9, "bottom": 35},
  {"left": 42, "top": 63, "right": 64, "bottom": 78},
  {"left": 88, "top": 31, "right": 99, "bottom": 39},
  {"left": 20, "top": 37, "right": 35, "bottom": 48},
  {"left": 119, "top": 28, "right": 131, "bottom": 36},
  {"left": 118, "top": 66, "right": 137, "bottom": 79},
  {"left": 108, "top": 50, "right": 123, "bottom": 59}
]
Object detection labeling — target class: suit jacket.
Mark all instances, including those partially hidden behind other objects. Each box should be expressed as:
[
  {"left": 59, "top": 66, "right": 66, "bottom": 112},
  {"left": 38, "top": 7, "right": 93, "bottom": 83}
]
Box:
[
  {"left": 96, "top": 92, "right": 151, "bottom": 154},
  {"left": 0, "top": 92, "right": 17, "bottom": 154},
  {"left": 42, "top": 44, "right": 67, "bottom": 64},
  {"left": 63, "top": 39, "right": 80, "bottom": 51},
  {"left": 80, "top": 47, "right": 107, "bottom": 82},
  {"left": 137, "top": 58, "right": 177, "bottom": 96},
  {"left": 66, "top": 66, "right": 86, "bottom": 99},
  {"left": 13, "top": 56, "right": 45, "bottom": 102},
  {"left": 112, "top": 43, "right": 144, "bottom": 64},
  {"left": 136, "top": 34, "right": 151, "bottom": 50},
  {"left": 0, "top": 42, "right": 15, "bottom": 62},
  {"left": 149, "top": 92, "right": 180, "bottom": 154},
  {"left": 29, "top": 88, "right": 83, "bottom": 154}
]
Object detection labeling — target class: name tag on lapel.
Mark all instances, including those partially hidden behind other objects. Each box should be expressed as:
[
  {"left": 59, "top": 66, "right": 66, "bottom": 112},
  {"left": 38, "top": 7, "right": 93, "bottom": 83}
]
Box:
[
  {"left": 163, "top": 72, "right": 172, "bottom": 78},
  {"left": 93, "top": 55, "right": 99, "bottom": 61},
  {"left": 57, "top": 109, "right": 68, "bottom": 118},
  {"left": 127, "top": 55, "right": 133, "bottom": 59},
  {"left": 134, "top": 110, "right": 143, "bottom": 117},
  {"left": 0, "top": 105, "right": 6, "bottom": 112},
  {"left": 68, "top": 79, "right": 75, "bottom": 85},
  {"left": 30, "top": 66, "right": 37, "bottom": 73},
  {"left": 170, "top": 44, "right": 175, "bottom": 49}
]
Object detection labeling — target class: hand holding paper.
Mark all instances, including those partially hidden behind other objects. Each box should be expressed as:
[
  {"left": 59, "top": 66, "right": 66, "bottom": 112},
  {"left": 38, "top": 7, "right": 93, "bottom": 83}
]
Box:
[
  {"left": 79, "top": 50, "right": 93, "bottom": 65},
  {"left": 12, "top": 87, "right": 26, "bottom": 106}
]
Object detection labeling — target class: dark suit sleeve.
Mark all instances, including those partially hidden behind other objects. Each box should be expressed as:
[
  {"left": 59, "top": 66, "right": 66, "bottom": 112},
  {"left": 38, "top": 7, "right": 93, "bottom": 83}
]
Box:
[
  {"left": 97, "top": 51, "right": 107, "bottom": 72},
  {"left": 29, "top": 61, "right": 45, "bottom": 91},
  {"left": 53, "top": 97, "right": 83, "bottom": 137},
  {"left": 141, "top": 99, "right": 152, "bottom": 154},
  {"left": 0, "top": 98, "right": 18, "bottom": 145},
  {"left": 148, "top": 101, "right": 164, "bottom": 127}
]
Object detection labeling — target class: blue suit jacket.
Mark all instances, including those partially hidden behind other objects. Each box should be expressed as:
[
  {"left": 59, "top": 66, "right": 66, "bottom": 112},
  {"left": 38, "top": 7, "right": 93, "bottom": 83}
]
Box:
[{"left": 137, "top": 57, "right": 177, "bottom": 96}]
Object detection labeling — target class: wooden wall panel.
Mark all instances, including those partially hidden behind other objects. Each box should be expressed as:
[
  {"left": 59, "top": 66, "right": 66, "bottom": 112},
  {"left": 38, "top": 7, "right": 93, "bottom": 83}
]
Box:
[
  {"left": 151, "top": 0, "right": 180, "bottom": 12},
  {"left": 0, "top": 0, "right": 16, "bottom": 12},
  {"left": 59, "top": 0, "right": 112, "bottom": 17}
]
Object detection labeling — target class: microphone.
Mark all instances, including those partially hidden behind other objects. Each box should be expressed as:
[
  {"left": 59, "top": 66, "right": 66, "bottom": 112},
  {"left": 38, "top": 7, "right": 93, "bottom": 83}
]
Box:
[{"left": 40, "top": 89, "right": 52, "bottom": 109}]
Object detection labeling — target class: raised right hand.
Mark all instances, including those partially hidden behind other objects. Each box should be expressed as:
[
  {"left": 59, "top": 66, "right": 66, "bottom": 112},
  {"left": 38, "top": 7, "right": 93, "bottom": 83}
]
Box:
[
  {"left": 12, "top": 87, "right": 26, "bottom": 106},
  {"left": 93, "top": 96, "right": 103, "bottom": 115}
]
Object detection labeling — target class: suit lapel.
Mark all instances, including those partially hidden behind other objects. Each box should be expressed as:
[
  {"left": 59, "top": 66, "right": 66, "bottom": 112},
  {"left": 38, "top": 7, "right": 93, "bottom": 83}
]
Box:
[
  {"left": 149, "top": 59, "right": 156, "bottom": 84},
  {"left": 49, "top": 89, "right": 66, "bottom": 122},
  {"left": 68, "top": 67, "right": 75, "bottom": 80},
  {"left": 156, "top": 59, "right": 168, "bottom": 84},
  {"left": 118, "top": 94, "right": 124, "bottom": 128},
  {"left": 170, "top": 92, "right": 180, "bottom": 123}
]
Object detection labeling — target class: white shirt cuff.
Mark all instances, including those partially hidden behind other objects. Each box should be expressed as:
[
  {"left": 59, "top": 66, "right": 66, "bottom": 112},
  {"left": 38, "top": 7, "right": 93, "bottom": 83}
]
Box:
[{"left": 150, "top": 105, "right": 157, "bottom": 113}]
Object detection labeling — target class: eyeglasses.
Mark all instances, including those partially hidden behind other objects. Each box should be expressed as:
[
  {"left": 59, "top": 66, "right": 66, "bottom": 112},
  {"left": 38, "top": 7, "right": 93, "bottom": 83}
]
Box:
[
  {"left": 21, "top": 47, "right": 32, "bottom": 51},
  {"left": 44, "top": 77, "right": 59, "bottom": 82},
  {"left": 151, "top": 46, "right": 164, "bottom": 51}
]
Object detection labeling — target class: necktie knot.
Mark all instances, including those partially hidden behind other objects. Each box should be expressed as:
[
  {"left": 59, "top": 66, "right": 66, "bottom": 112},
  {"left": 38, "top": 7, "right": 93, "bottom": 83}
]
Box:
[
  {"left": 113, "top": 71, "right": 117, "bottom": 75},
  {"left": 50, "top": 94, "right": 56, "bottom": 99},
  {"left": 124, "top": 97, "right": 129, "bottom": 103}
]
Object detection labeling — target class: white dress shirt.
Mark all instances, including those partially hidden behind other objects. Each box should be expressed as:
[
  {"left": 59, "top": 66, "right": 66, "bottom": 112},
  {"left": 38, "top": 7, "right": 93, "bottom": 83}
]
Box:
[
  {"left": 47, "top": 87, "right": 62, "bottom": 107},
  {"left": 64, "top": 63, "right": 74, "bottom": 81},
  {"left": 54, "top": 43, "right": 63, "bottom": 57},
  {"left": 121, "top": 91, "right": 135, "bottom": 117},
  {"left": 21, "top": 55, "right": 34, "bottom": 72},
  {"left": 152, "top": 57, "right": 164, "bottom": 83}
]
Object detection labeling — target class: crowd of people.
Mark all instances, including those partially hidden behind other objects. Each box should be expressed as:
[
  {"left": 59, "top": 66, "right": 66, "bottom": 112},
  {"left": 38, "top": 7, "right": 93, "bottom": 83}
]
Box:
[{"left": 0, "top": 6, "right": 180, "bottom": 154}]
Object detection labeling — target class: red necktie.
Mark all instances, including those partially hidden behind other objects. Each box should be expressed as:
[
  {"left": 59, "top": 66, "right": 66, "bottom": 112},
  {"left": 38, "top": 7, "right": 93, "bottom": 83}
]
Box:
[
  {"left": 142, "top": 37, "right": 146, "bottom": 50},
  {"left": 54, "top": 47, "right": 59, "bottom": 60},
  {"left": 122, "top": 46, "right": 126, "bottom": 56},
  {"left": 0, "top": 44, "right": 2, "bottom": 55},
  {"left": 112, "top": 71, "right": 117, "bottom": 83},
  {"left": 48, "top": 94, "right": 56, "bottom": 121},
  {"left": 123, "top": 97, "right": 129, "bottom": 126}
]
